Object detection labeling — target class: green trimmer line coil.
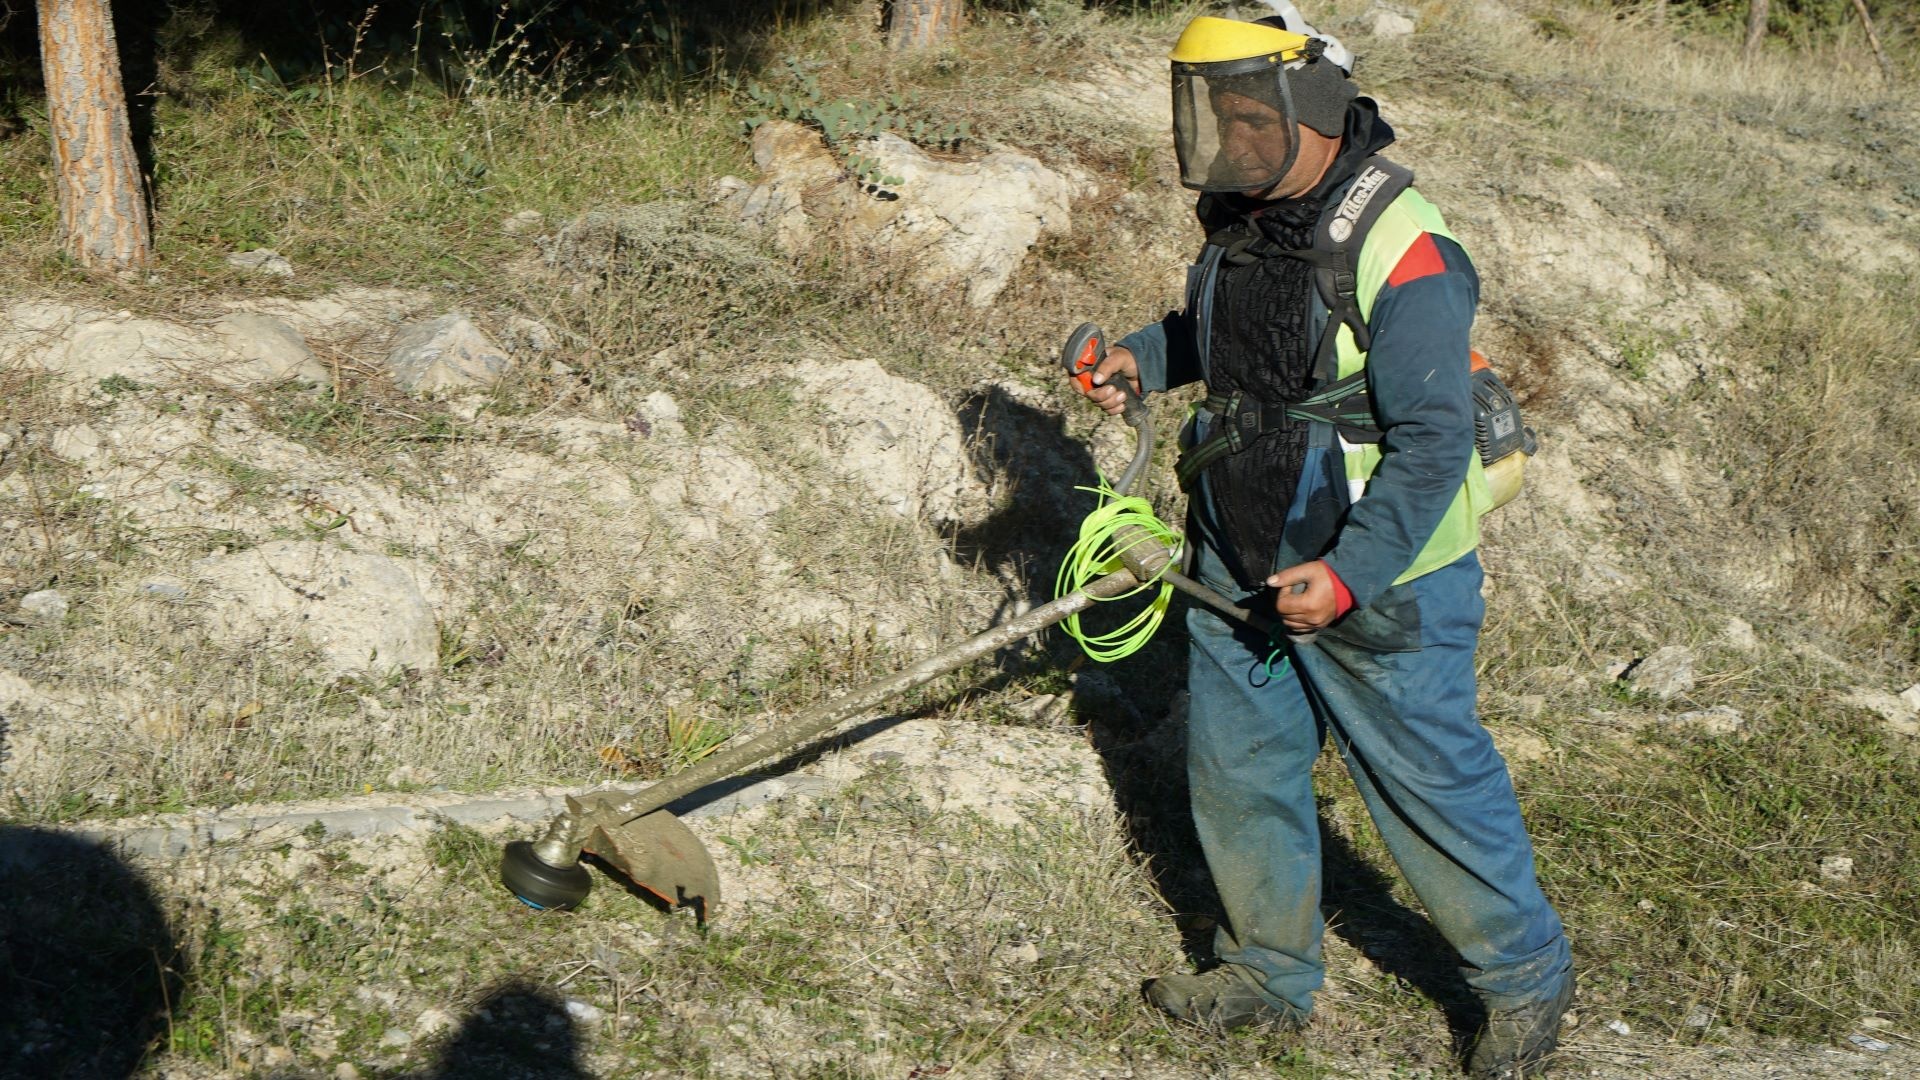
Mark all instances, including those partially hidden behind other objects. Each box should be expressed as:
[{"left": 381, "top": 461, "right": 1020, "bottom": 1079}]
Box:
[{"left": 1054, "top": 480, "right": 1182, "bottom": 662}]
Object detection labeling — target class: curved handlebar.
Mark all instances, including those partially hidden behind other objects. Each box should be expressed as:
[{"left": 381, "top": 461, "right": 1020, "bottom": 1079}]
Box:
[{"left": 1060, "top": 322, "right": 1153, "bottom": 497}]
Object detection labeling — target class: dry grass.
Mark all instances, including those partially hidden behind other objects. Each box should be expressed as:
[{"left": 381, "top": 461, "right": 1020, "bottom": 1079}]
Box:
[{"left": 2, "top": 0, "right": 1919, "bottom": 1074}]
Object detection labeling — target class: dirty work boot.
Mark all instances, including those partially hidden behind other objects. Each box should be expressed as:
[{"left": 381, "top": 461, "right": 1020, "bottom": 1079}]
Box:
[
  {"left": 1145, "top": 965, "right": 1307, "bottom": 1031},
  {"left": 1466, "top": 972, "right": 1577, "bottom": 1079}
]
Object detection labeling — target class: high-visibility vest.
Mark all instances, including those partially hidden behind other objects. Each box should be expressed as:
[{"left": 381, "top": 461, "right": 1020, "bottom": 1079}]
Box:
[{"left": 1327, "top": 182, "right": 1492, "bottom": 586}]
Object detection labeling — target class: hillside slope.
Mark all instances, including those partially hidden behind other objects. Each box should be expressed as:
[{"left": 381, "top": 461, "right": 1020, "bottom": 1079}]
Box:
[{"left": 1, "top": 0, "right": 1916, "bottom": 1076}]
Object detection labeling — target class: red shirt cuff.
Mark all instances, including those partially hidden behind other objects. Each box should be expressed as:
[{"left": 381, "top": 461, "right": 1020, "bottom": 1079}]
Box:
[{"left": 1320, "top": 561, "right": 1354, "bottom": 618}]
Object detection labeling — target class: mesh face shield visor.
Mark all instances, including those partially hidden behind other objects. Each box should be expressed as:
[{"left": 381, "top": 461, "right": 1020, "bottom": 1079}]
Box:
[{"left": 1172, "top": 55, "right": 1301, "bottom": 194}]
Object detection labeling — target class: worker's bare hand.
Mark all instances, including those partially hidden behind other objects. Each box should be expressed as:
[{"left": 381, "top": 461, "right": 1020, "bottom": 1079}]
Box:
[
  {"left": 1269, "top": 561, "right": 1338, "bottom": 632},
  {"left": 1073, "top": 345, "right": 1142, "bottom": 416}
]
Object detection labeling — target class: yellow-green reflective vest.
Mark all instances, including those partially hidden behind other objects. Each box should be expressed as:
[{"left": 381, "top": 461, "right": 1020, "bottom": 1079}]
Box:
[{"left": 1335, "top": 188, "right": 1493, "bottom": 586}]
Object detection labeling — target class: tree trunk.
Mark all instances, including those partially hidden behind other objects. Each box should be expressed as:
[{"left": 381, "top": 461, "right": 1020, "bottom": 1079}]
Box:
[
  {"left": 37, "top": 0, "right": 151, "bottom": 270},
  {"left": 885, "top": 0, "right": 965, "bottom": 52},
  {"left": 1850, "top": 0, "right": 1894, "bottom": 82},
  {"left": 1743, "top": 0, "right": 1770, "bottom": 61}
]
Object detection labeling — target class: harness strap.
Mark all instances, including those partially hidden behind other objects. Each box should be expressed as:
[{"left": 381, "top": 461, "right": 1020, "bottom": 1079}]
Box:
[
  {"left": 1176, "top": 156, "right": 1416, "bottom": 490},
  {"left": 1175, "top": 371, "right": 1383, "bottom": 491},
  {"left": 1304, "top": 157, "right": 1414, "bottom": 379}
]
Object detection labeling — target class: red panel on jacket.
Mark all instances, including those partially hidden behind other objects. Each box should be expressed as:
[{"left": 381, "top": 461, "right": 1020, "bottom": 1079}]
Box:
[{"left": 1386, "top": 232, "right": 1445, "bottom": 289}]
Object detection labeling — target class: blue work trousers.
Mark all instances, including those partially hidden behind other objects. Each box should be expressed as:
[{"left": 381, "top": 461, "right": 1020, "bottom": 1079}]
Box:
[{"left": 1183, "top": 540, "right": 1571, "bottom": 1014}]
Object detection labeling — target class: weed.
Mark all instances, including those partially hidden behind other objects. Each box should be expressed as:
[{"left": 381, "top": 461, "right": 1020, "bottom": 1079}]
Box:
[
  {"left": 186, "top": 449, "right": 287, "bottom": 509},
  {"left": 97, "top": 374, "right": 146, "bottom": 396},
  {"left": 1610, "top": 323, "right": 1669, "bottom": 380},
  {"left": 718, "top": 833, "right": 773, "bottom": 866},
  {"left": 664, "top": 707, "right": 732, "bottom": 773}
]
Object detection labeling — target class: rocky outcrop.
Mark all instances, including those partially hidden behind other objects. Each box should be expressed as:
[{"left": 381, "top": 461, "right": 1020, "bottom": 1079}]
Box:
[
  {"left": 384, "top": 315, "right": 512, "bottom": 393},
  {"left": 212, "top": 313, "right": 328, "bottom": 387},
  {"left": 736, "top": 121, "right": 1073, "bottom": 306},
  {"left": 2, "top": 298, "right": 392, "bottom": 395},
  {"left": 2, "top": 302, "right": 217, "bottom": 393},
  {"left": 790, "top": 357, "right": 986, "bottom": 526},
  {"left": 1620, "top": 645, "right": 1697, "bottom": 700},
  {"left": 191, "top": 542, "right": 441, "bottom": 676}
]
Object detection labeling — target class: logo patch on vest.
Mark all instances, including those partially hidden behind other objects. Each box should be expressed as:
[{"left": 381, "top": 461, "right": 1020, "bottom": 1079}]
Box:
[{"left": 1328, "top": 166, "right": 1390, "bottom": 247}]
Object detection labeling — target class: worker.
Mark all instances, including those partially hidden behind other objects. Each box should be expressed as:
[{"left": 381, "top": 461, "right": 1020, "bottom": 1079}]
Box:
[{"left": 1068, "top": 9, "right": 1575, "bottom": 1078}]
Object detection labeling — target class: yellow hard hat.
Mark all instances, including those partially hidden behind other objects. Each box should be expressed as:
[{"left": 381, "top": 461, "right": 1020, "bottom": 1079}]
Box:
[{"left": 1168, "top": 15, "right": 1312, "bottom": 67}]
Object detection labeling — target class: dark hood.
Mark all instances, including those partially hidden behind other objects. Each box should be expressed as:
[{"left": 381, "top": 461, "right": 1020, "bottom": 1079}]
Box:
[{"left": 1294, "top": 97, "right": 1395, "bottom": 206}]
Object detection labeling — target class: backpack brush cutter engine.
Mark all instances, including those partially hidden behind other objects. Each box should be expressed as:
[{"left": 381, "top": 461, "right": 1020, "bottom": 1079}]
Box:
[{"left": 499, "top": 325, "right": 1305, "bottom": 916}]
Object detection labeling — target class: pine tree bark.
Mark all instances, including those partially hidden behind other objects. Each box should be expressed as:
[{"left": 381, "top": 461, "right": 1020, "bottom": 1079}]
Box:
[
  {"left": 37, "top": 0, "right": 151, "bottom": 270},
  {"left": 1850, "top": 0, "right": 1894, "bottom": 81},
  {"left": 1744, "top": 0, "right": 1770, "bottom": 61},
  {"left": 885, "top": 0, "right": 965, "bottom": 52}
]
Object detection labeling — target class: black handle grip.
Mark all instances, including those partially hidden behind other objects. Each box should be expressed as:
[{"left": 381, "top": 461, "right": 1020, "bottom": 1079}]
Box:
[{"left": 1061, "top": 322, "right": 1145, "bottom": 424}]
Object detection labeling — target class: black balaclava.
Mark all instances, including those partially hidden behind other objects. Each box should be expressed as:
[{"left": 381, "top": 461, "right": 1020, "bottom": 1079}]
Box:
[
  {"left": 1288, "top": 56, "right": 1358, "bottom": 137},
  {"left": 1252, "top": 15, "right": 1357, "bottom": 137}
]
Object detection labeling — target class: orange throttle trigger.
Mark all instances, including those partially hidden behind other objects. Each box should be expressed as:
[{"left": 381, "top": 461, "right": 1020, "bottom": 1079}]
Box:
[{"left": 1061, "top": 322, "right": 1107, "bottom": 393}]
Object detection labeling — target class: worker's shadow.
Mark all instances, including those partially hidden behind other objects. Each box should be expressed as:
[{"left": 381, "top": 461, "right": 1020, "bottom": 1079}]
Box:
[
  {"left": 1320, "top": 831, "right": 1486, "bottom": 1052},
  {"left": 0, "top": 827, "right": 185, "bottom": 1080},
  {"left": 406, "top": 981, "right": 591, "bottom": 1080},
  {"left": 1068, "top": 609, "right": 1485, "bottom": 1053},
  {"left": 951, "top": 384, "right": 1103, "bottom": 618}
]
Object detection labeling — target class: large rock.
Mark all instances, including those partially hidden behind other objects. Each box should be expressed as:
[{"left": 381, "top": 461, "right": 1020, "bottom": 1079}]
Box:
[
  {"left": 790, "top": 358, "right": 986, "bottom": 526},
  {"left": 739, "top": 121, "right": 1073, "bottom": 306},
  {"left": 213, "top": 313, "right": 329, "bottom": 387},
  {"left": 1, "top": 302, "right": 217, "bottom": 393},
  {"left": 2, "top": 302, "right": 334, "bottom": 393},
  {"left": 1369, "top": 6, "right": 1417, "bottom": 38},
  {"left": 384, "top": 315, "right": 511, "bottom": 393},
  {"left": 1843, "top": 687, "right": 1919, "bottom": 738},
  {"left": 192, "top": 542, "right": 440, "bottom": 676},
  {"left": 1623, "top": 645, "right": 1696, "bottom": 700},
  {"left": 16, "top": 590, "right": 69, "bottom": 624},
  {"left": 736, "top": 123, "right": 843, "bottom": 255}
]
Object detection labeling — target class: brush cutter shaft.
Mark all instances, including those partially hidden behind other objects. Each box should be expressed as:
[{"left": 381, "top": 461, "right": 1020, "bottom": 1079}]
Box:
[
  {"left": 534, "top": 568, "right": 1146, "bottom": 864},
  {"left": 532, "top": 322, "right": 1299, "bottom": 872},
  {"left": 1163, "top": 566, "right": 1269, "bottom": 634},
  {"left": 1160, "top": 568, "right": 1316, "bottom": 646}
]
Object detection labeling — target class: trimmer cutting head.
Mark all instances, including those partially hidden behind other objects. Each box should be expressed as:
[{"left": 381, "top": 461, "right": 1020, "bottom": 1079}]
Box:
[
  {"left": 501, "top": 808, "right": 720, "bottom": 920},
  {"left": 585, "top": 810, "right": 722, "bottom": 921}
]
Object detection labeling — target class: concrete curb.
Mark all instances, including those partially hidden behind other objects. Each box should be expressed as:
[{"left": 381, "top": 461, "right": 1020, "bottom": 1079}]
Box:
[
  {"left": 57, "top": 789, "right": 581, "bottom": 861},
  {"left": 38, "top": 774, "right": 836, "bottom": 862}
]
